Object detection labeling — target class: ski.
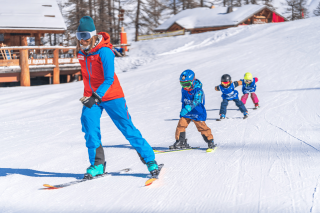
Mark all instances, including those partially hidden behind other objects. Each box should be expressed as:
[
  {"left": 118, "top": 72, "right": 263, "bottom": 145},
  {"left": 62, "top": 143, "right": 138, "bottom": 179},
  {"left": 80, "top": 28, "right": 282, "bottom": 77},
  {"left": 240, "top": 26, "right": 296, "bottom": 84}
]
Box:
[
  {"left": 153, "top": 147, "right": 200, "bottom": 154},
  {"left": 216, "top": 116, "right": 248, "bottom": 121},
  {"left": 42, "top": 168, "right": 131, "bottom": 190},
  {"left": 145, "top": 164, "right": 164, "bottom": 186},
  {"left": 206, "top": 146, "right": 218, "bottom": 153}
]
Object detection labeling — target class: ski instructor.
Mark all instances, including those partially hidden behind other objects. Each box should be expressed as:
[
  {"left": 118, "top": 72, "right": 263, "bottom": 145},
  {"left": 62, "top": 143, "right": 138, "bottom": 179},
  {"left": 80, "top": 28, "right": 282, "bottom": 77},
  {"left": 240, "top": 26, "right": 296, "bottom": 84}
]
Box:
[{"left": 76, "top": 16, "right": 159, "bottom": 178}]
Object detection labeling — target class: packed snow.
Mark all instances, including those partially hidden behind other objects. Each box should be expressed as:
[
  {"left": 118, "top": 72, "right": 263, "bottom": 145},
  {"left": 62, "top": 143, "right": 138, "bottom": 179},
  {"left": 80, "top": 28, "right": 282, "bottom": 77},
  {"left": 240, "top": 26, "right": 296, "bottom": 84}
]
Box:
[{"left": 1, "top": 17, "right": 320, "bottom": 212}]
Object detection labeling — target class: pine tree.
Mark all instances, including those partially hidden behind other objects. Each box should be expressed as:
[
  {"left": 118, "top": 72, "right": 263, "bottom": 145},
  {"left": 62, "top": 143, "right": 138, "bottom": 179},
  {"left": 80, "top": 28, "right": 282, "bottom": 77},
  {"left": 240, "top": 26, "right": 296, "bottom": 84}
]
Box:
[
  {"left": 314, "top": 2, "right": 320, "bottom": 16},
  {"left": 141, "top": 0, "right": 167, "bottom": 34},
  {"left": 284, "top": 0, "right": 307, "bottom": 20}
]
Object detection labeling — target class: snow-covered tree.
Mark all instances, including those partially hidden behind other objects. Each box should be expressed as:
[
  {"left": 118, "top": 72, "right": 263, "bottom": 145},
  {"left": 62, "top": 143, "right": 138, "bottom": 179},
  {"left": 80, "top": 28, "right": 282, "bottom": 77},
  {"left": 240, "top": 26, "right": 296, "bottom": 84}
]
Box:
[{"left": 314, "top": 2, "right": 320, "bottom": 16}]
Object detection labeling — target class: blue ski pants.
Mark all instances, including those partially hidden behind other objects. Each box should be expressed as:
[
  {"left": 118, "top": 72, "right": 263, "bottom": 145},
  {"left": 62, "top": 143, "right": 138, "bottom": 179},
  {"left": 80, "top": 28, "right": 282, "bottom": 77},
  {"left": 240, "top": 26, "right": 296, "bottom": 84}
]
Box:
[
  {"left": 81, "top": 97, "right": 155, "bottom": 166},
  {"left": 219, "top": 98, "right": 247, "bottom": 115}
]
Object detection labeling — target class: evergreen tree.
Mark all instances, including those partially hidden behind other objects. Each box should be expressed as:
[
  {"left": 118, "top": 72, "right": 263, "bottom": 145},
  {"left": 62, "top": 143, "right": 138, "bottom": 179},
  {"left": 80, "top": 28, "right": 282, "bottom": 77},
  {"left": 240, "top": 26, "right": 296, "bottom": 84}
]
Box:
[{"left": 314, "top": 2, "right": 320, "bottom": 16}]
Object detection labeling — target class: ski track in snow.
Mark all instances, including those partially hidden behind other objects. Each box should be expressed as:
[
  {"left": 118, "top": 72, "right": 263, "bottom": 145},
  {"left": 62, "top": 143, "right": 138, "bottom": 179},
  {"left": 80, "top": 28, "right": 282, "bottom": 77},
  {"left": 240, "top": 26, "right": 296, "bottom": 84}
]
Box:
[{"left": 1, "top": 17, "right": 320, "bottom": 212}]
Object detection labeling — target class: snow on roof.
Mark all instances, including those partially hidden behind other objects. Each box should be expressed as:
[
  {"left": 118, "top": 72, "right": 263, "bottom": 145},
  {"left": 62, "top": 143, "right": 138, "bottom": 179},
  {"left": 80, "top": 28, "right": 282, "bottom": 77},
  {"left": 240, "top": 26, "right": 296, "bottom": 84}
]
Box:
[
  {"left": 156, "top": 5, "right": 267, "bottom": 31},
  {"left": 0, "top": 0, "right": 67, "bottom": 30}
]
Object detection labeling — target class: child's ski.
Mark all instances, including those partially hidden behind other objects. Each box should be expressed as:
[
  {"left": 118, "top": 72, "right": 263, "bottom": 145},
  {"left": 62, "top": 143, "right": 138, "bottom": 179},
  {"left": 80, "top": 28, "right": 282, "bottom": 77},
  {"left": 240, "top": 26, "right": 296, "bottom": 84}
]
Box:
[
  {"left": 216, "top": 116, "right": 248, "bottom": 121},
  {"left": 145, "top": 164, "right": 164, "bottom": 186},
  {"left": 153, "top": 147, "right": 200, "bottom": 154},
  {"left": 42, "top": 168, "right": 131, "bottom": 190},
  {"left": 206, "top": 146, "right": 218, "bottom": 153}
]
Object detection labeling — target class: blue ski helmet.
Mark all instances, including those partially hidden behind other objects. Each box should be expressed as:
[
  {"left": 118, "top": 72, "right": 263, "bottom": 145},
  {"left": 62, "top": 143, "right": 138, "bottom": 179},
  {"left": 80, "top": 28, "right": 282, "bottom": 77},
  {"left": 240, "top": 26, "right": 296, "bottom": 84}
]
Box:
[{"left": 180, "top": 69, "right": 195, "bottom": 82}]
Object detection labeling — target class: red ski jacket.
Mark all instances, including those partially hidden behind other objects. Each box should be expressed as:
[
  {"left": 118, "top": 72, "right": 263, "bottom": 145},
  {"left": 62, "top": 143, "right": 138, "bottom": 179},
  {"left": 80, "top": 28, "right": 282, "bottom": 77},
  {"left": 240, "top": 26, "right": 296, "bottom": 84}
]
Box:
[{"left": 78, "top": 32, "right": 124, "bottom": 102}]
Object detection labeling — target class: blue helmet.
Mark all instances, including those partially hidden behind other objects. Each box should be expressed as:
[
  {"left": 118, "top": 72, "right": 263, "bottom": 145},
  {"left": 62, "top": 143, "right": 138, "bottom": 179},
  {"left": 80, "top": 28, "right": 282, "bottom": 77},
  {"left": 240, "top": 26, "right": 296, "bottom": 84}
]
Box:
[{"left": 180, "top": 69, "right": 195, "bottom": 82}]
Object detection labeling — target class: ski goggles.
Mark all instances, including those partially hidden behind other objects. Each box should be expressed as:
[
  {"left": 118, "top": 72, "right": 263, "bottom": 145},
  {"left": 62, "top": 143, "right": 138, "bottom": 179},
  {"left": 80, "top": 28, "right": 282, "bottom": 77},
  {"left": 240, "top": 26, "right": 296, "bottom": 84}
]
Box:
[
  {"left": 180, "top": 81, "right": 193, "bottom": 88},
  {"left": 76, "top": 30, "right": 97, "bottom": 41},
  {"left": 221, "top": 81, "right": 230, "bottom": 86},
  {"left": 244, "top": 79, "right": 252, "bottom": 83}
]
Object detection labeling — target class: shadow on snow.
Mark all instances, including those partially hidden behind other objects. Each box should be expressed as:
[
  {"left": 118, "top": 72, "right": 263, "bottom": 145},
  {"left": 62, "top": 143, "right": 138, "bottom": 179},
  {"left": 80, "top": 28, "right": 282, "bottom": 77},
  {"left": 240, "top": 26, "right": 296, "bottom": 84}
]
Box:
[{"left": 0, "top": 168, "right": 83, "bottom": 179}]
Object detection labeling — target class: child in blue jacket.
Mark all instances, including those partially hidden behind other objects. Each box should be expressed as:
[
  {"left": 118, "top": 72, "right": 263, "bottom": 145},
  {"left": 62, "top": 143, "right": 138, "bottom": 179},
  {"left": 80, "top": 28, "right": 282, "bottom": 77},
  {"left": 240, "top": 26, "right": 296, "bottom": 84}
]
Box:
[
  {"left": 215, "top": 74, "right": 249, "bottom": 120},
  {"left": 170, "top": 70, "right": 215, "bottom": 151}
]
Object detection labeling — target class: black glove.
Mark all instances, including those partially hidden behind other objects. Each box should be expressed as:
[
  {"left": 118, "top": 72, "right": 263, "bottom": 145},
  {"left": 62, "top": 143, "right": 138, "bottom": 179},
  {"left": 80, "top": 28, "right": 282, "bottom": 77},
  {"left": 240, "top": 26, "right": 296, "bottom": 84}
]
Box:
[{"left": 80, "top": 92, "right": 102, "bottom": 108}]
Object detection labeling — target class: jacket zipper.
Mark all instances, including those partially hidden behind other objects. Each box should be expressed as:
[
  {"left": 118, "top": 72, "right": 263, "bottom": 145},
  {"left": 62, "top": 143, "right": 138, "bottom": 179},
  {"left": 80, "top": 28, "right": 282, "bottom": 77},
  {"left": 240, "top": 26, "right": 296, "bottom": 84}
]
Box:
[{"left": 85, "top": 56, "right": 94, "bottom": 92}]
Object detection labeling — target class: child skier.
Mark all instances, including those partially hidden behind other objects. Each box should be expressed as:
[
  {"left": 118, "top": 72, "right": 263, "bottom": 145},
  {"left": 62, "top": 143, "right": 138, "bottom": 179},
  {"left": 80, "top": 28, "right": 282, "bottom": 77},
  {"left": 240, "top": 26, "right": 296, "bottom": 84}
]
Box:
[
  {"left": 240, "top": 72, "right": 259, "bottom": 109},
  {"left": 215, "top": 74, "right": 249, "bottom": 120},
  {"left": 170, "top": 69, "right": 216, "bottom": 152}
]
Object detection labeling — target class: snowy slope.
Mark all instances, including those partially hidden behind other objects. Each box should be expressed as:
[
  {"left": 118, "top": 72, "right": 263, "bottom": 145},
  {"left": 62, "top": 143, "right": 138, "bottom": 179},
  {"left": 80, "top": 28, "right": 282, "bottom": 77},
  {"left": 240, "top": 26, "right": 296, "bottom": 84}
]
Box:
[{"left": 1, "top": 17, "right": 320, "bottom": 212}]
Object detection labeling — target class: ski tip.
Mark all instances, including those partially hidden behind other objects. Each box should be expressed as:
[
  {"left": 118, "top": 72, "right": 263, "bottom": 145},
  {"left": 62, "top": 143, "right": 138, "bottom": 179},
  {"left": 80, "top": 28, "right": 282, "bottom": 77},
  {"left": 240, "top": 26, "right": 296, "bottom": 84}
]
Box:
[
  {"left": 43, "top": 184, "right": 54, "bottom": 188},
  {"left": 206, "top": 147, "right": 217, "bottom": 153},
  {"left": 42, "top": 184, "right": 59, "bottom": 190},
  {"left": 145, "top": 178, "right": 157, "bottom": 186}
]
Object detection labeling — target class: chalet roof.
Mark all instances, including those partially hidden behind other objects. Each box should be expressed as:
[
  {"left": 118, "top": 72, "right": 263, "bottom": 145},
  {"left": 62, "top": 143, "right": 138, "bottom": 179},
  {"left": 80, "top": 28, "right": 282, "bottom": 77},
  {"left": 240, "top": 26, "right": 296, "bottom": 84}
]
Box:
[
  {"left": 155, "top": 5, "right": 284, "bottom": 31},
  {"left": 0, "top": 0, "right": 67, "bottom": 32}
]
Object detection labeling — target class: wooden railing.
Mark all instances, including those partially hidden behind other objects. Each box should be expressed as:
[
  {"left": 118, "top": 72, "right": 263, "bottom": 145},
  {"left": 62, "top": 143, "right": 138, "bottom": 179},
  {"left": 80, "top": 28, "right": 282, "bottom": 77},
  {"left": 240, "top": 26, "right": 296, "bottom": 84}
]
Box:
[
  {"left": 0, "top": 44, "right": 130, "bottom": 86},
  {"left": 0, "top": 46, "right": 78, "bottom": 86}
]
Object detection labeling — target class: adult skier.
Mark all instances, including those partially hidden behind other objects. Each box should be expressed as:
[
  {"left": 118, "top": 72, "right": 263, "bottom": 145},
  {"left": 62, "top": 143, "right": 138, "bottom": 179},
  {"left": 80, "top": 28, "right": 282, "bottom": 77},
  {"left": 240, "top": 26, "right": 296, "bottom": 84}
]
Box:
[
  {"left": 170, "top": 69, "right": 216, "bottom": 152},
  {"left": 215, "top": 74, "right": 249, "bottom": 120},
  {"left": 240, "top": 72, "right": 260, "bottom": 109},
  {"left": 76, "top": 16, "right": 159, "bottom": 178}
]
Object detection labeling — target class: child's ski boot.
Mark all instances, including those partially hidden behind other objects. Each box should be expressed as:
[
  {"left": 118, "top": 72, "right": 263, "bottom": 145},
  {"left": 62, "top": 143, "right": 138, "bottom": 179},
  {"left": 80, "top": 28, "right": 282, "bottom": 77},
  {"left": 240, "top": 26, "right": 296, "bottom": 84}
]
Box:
[
  {"left": 243, "top": 112, "right": 249, "bottom": 119},
  {"left": 206, "top": 139, "right": 217, "bottom": 153},
  {"left": 217, "top": 114, "right": 226, "bottom": 121},
  {"left": 254, "top": 103, "right": 260, "bottom": 110},
  {"left": 169, "top": 139, "right": 191, "bottom": 149}
]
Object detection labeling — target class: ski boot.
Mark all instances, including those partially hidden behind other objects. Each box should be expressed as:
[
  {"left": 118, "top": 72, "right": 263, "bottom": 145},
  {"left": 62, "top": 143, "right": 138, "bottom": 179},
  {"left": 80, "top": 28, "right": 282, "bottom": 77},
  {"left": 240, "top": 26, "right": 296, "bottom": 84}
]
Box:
[
  {"left": 169, "top": 139, "right": 191, "bottom": 149},
  {"left": 254, "top": 103, "right": 260, "bottom": 110},
  {"left": 169, "top": 132, "right": 191, "bottom": 149},
  {"left": 84, "top": 162, "right": 106, "bottom": 179},
  {"left": 243, "top": 112, "right": 249, "bottom": 119},
  {"left": 146, "top": 160, "right": 159, "bottom": 176},
  {"left": 220, "top": 114, "right": 226, "bottom": 119},
  {"left": 202, "top": 135, "right": 216, "bottom": 152},
  {"left": 206, "top": 140, "right": 216, "bottom": 153}
]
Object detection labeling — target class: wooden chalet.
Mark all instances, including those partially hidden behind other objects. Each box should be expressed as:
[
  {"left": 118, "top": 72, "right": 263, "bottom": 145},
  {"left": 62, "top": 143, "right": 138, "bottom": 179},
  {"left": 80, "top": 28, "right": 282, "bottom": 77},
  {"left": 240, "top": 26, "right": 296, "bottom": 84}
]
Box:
[
  {"left": 0, "top": 0, "right": 81, "bottom": 86},
  {"left": 155, "top": 5, "right": 287, "bottom": 34}
]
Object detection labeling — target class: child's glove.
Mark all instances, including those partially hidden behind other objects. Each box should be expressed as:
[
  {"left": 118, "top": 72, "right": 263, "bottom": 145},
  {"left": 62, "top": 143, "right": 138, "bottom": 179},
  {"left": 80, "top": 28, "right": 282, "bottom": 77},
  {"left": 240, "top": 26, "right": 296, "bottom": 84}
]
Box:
[{"left": 180, "top": 105, "right": 192, "bottom": 116}]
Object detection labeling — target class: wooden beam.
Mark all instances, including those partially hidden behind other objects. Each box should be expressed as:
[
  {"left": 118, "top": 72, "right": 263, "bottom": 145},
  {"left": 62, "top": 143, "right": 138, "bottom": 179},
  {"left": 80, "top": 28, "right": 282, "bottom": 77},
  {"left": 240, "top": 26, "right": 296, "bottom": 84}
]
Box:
[
  {"left": 19, "top": 49, "right": 30, "bottom": 86},
  {"left": 21, "top": 35, "right": 28, "bottom": 46},
  {"left": 19, "top": 35, "right": 30, "bottom": 86},
  {"left": 0, "top": 59, "right": 19, "bottom": 66},
  {"left": 53, "top": 49, "right": 60, "bottom": 84},
  {"left": 35, "top": 33, "right": 41, "bottom": 54},
  {"left": 30, "top": 71, "right": 52, "bottom": 78},
  {"left": 0, "top": 73, "right": 20, "bottom": 83}
]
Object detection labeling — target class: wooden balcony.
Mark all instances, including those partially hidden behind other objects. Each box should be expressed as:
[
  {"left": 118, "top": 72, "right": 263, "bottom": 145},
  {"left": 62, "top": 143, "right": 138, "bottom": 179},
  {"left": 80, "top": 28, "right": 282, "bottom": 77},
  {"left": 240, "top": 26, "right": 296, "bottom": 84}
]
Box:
[{"left": 0, "top": 46, "right": 80, "bottom": 86}]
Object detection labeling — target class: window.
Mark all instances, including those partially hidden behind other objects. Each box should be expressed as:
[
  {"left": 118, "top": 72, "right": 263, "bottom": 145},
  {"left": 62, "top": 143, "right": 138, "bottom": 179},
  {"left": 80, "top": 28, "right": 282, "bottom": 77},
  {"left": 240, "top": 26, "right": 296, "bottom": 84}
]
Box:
[{"left": 0, "top": 34, "right": 4, "bottom": 42}]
